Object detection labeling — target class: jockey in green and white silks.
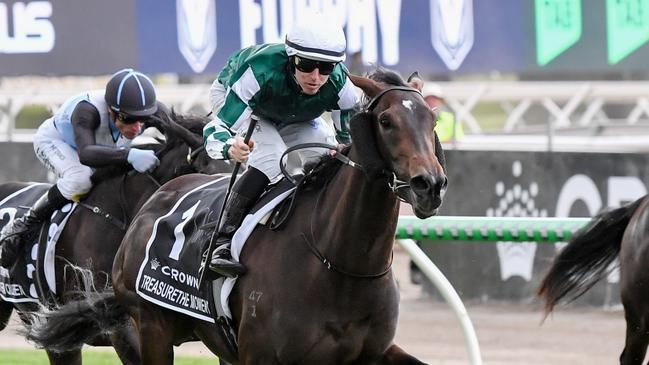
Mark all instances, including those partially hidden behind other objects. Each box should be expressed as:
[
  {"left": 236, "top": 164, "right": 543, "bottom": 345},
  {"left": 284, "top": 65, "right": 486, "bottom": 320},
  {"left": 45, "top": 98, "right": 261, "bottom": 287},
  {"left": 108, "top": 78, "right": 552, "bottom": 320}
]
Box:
[
  {"left": 204, "top": 17, "right": 359, "bottom": 278},
  {"left": 204, "top": 44, "right": 358, "bottom": 178},
  {"left": 0, "top": 69, "right": 165, "bottom": 269}
]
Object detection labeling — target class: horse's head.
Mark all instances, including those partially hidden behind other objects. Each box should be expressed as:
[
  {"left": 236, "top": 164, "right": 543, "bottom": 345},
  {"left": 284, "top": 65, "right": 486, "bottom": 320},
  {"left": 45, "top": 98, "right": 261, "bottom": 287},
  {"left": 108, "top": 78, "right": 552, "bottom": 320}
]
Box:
[
  {"left": 147, "top": 111, "right": 231, "bottom": 179},
  {"left": 348, "top": 69, "right": 447, "bottom": 218}
]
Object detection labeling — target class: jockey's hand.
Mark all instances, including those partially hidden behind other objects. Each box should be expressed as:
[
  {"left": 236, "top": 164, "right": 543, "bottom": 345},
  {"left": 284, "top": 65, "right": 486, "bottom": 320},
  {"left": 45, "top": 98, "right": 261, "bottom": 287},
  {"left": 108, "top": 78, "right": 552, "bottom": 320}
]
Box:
[
  {"left": 228, "top": 136, "right": 255, "bottom": 163},
  {"left": 127, "top": 148, "right": 160, "bottom": 173},
  {"left": 329, "top": 143, "right": 346, "bottom": 156}
]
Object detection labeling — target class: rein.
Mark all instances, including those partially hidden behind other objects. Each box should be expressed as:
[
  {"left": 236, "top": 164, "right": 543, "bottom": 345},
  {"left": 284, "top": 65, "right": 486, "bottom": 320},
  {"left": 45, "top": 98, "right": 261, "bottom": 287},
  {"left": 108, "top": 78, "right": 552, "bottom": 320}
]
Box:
[
  {"left": 280, "top": 85, "right": 425, "bottom": 278},
  {"left": 77, "top": 173, "right": 132, "bottom": 231},
  {"left": 278, "top": 143, "right": 408, "bottom": 197},
  {"left": 187, "top": 145, "right": 205, "bottom": 165},
  {"left": 301, "top": 177, "right": 393, "bottom": 279}
]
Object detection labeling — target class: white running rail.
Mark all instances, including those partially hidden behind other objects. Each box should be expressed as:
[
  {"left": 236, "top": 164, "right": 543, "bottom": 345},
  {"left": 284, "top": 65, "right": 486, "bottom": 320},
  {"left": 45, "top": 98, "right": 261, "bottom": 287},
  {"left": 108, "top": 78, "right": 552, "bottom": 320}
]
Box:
[{"left": 397, "top": 238, "right": 483, "bottom": 365}]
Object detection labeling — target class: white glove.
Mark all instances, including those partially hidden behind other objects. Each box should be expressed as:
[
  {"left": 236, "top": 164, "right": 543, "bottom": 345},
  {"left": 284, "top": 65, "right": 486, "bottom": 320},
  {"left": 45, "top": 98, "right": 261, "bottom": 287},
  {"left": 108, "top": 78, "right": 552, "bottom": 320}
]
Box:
[{"left": 127, "top": 148, "right": 160, "bottom": 173}]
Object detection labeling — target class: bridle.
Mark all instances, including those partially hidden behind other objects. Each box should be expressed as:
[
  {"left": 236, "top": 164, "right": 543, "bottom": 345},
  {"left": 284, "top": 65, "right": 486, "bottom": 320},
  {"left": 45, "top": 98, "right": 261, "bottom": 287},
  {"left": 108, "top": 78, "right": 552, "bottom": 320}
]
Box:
[
  {"left": 362, "top": 85, "right": 423, "bottom": 112},
  {"left": 289, "top": 85, "right": 425, "bottom": 278},
  {"left": 280, "top": 85, "right": 423, "bottom": 198}
]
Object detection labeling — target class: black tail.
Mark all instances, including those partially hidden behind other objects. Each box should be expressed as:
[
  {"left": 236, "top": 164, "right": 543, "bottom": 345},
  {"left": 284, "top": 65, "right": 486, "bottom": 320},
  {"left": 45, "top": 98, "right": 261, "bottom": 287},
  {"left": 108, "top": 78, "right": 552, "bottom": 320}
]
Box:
[
  {"left": 22, "top": 291, "right": 128, "bottom": 353},
  {"left": 538, "top": 196, "right": 646, "bottom": 315}
]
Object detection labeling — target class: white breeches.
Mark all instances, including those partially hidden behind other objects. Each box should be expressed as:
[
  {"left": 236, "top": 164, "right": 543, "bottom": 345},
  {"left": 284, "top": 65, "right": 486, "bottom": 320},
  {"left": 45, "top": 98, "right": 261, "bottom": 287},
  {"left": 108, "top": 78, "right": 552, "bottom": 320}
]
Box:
[
  {"left": 238, "top": 118, "right": 337, "bottom": 182},
  {"left": 33, "top": 119, "right": 93, "bottom": 201},
  {"left": 210, "top": 80, "right": 337, "bottom": 181}
]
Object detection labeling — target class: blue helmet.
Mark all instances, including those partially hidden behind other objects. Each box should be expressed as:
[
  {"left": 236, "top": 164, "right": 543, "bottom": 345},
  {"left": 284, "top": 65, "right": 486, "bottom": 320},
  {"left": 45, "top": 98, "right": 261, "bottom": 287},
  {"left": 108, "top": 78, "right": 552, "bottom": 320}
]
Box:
[{"left": 104, "top": 68, "right": 157, "bottom": 118}]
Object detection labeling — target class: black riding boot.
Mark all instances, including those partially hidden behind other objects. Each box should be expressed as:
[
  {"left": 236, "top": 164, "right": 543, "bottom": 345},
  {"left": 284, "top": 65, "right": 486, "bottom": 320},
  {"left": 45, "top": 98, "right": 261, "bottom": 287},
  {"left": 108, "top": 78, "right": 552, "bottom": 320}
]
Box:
[
  {"left": 209, "top": 167, "right": 269, "bottom": 278},
  {"left": 0, "top": 185, "right": 69, "bottom": 268}
]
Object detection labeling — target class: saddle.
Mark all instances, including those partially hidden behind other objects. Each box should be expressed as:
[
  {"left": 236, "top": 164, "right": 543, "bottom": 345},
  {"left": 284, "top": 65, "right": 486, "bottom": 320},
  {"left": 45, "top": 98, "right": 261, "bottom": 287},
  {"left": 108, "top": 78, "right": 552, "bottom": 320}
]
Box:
[
  {"left": 132, "top": 174, "right": 300, "bottom": 356},
  {"left": 0, "top": 183, "right": 63, "bottom": 304}
]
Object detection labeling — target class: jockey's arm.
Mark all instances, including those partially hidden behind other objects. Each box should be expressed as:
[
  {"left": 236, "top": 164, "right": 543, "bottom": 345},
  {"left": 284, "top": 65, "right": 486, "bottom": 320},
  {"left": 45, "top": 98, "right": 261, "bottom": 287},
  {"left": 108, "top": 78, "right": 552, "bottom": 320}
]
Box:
[
  {"left": 72, "top": 101, "right": 129, "bottom": 167},
  {"left": 204, "top": 88, "right": 254, "bottom": 161},
  {"left": 332, "top": 76, "right": 361, "bottom": 144}
]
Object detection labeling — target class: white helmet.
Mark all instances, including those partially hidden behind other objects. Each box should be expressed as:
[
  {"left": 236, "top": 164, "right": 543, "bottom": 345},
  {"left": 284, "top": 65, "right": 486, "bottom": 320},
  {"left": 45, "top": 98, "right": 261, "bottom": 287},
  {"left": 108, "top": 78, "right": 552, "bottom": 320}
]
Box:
[{"left": 285, "top": 17, "right": 346, "bottom": 63}]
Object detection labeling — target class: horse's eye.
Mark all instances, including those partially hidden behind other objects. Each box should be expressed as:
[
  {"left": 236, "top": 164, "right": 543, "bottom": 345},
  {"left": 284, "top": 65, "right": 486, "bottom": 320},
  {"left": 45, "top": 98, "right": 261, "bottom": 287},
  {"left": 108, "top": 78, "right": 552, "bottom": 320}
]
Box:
[{"left": 379, "top": 117, "right": 391, "bottom": 128}]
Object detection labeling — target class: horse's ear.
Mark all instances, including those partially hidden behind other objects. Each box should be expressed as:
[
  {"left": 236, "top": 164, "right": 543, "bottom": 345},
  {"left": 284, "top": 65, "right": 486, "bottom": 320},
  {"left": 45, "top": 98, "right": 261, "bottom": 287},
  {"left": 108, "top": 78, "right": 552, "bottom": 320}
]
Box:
[
  {"left": 348, "top": 74, "right": 382, "bottom": 99},
  {"left": 407, "top": 71, "right": 424, "bottom": 92},
  {"left": 349, "top": 112, "right": 386, "bottom": 179}
]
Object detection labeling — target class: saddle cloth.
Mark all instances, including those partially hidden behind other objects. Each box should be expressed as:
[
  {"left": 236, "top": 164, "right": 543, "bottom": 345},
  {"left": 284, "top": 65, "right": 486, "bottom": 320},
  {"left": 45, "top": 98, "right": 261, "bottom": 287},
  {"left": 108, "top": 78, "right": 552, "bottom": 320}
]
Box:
[
  {"left": 0, "top": 183, "right": 76, "bottom": 303},
  {"left": 135, "top": 176, "right": 296, "bottom": 322}
]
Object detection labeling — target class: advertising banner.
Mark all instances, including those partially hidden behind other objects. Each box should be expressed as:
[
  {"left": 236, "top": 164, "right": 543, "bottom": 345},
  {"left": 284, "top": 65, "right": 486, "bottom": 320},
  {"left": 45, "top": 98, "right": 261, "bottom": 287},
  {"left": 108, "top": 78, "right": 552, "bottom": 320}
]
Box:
[
  {"left": 0, "top": 0, "right": 138, "bottom": 76},
  {"left": 420, "top": 150, "right": 649, "bottom": 305},
  {"left": 3, "top": 1, "right": 649, "bottom": 77}
]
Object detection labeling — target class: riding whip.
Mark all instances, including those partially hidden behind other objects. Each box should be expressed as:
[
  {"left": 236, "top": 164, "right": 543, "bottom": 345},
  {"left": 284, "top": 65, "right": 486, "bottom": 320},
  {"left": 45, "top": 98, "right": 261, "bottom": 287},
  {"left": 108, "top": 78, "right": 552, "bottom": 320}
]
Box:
[{"left": 198, "top": 118, "right": 258, "bottom": 287}]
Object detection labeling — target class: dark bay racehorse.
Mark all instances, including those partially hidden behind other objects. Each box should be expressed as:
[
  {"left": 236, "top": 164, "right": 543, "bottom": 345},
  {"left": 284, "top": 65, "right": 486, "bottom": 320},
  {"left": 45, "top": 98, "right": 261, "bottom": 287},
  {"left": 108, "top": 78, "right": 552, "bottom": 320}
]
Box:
[
  {"left": 0, "top": 112, "right": 229, "bottom": 365},
  {"left": 538, "top": 195, "right": 649, "bottom": 365},
  {"left": 26, "top": 69, "right": 447, "bottom": 364}
]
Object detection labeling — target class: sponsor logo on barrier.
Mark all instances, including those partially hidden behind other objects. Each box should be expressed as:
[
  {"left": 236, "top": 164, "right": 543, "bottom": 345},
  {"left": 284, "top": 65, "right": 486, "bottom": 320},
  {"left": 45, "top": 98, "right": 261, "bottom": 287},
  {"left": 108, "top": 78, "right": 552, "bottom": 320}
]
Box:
[
  {"left": 176, "top": 0, "right": 217, "bottom": 73},
  {"left": 0, "top": 1, "right": 54, "bottom": 54},
  {"left": 487, "top": 160, "right": 545, "bottom": 282},
  {"left": 489, "top": 160, "right": 647, "bottom": 284},
  {"left": 429, "top": 0, "right": 474, "bottom": 70}
]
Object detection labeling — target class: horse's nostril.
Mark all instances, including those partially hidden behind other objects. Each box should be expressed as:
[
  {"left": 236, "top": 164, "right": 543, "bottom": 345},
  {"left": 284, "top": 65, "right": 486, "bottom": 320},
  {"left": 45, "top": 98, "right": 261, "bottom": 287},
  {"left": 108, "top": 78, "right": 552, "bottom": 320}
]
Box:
[
  {"left": 411, "top": 174, "right": 447, "bottom": 195},
  {"left": 410, "top": 175, "right": 430, "bottom": 193}
]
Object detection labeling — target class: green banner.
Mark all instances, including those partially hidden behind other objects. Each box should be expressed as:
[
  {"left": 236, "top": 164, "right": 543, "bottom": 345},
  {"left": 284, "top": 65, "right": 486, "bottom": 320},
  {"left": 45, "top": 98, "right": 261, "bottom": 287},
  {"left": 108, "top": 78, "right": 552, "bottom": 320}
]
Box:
[
  {"left": 535, "top": 0, "right": 583, "bottom": 66},
  {"left": 607, "top": 0, "right": 649, "bottom": 64}
]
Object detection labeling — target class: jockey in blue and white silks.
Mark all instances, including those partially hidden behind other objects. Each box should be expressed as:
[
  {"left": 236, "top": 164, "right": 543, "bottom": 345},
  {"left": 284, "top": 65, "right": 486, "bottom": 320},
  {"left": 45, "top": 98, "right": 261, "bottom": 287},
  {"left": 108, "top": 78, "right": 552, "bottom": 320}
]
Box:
[{"left": 0, "top": 69, "right": 168, "bottom": 269}]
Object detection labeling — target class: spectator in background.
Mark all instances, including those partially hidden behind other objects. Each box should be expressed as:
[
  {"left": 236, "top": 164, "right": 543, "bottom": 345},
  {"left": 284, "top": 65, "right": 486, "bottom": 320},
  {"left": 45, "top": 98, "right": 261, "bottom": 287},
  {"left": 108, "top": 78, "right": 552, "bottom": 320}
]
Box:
[{"left": 425, "top": 84, "right": 464, "bottom": 143}]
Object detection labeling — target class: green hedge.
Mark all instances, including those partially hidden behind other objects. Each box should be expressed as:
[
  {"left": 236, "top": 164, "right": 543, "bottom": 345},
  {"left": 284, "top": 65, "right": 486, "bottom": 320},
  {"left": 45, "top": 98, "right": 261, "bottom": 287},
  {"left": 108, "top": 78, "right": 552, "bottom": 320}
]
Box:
[{"left": 15, "top": 105, "right": 52, "bottom": 129}]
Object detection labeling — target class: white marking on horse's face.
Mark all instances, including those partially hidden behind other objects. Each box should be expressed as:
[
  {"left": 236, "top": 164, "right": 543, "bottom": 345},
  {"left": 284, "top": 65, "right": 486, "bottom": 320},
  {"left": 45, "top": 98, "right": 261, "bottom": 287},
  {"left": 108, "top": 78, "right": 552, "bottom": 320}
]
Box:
[{"left": 402, "top": 100, "right": 414, "bottom": 111}]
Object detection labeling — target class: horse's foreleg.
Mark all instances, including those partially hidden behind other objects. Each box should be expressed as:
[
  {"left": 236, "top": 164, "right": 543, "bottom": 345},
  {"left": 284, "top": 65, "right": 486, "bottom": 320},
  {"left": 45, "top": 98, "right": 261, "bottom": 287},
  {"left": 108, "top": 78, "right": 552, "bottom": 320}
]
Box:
[
  {"left": 111, "top": 319, "right": 141, "bottom": 365},
  {"left": 620, "top": 307, "right": 649, "bottom": 365},
  {"left": 0, "top": 300, "right": 13, "bottom": 331},
  {"left": 46, "top": 349, "right": 82, "bottom": 365},
  {"left": 381, "top": 344, "right": 428, "bottom": 365}
]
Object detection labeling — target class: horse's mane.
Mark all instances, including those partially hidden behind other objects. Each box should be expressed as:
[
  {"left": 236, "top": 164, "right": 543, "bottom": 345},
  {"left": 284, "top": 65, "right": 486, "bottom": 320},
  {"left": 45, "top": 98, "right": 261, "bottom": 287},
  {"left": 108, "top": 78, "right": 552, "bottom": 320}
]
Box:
[
  {"left": 359, "top": 67, "right": 407, "bottom": 109},
  {"left": 168, "top": 111, "right": 209, "bottom": 137},
  {"left": 300, "top": 145, "right": 353, "bottom": 190},
  {"left": 367, "top": 66, "right": 407, "bottom": 86},
  {"left": 300, "top": 67, "right": 405, "bottom": 189}
]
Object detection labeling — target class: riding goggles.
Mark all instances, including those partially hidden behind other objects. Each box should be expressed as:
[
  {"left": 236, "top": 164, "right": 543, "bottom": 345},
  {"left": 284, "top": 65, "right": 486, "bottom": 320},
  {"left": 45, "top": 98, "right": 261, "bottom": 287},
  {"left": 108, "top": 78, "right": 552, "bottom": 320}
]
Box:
[
  {"left": 293, "top": 56, "right": 338, "bottom": 75},
  {"left": 117, "top": 112, "right": 148, "bottom": 124}
]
